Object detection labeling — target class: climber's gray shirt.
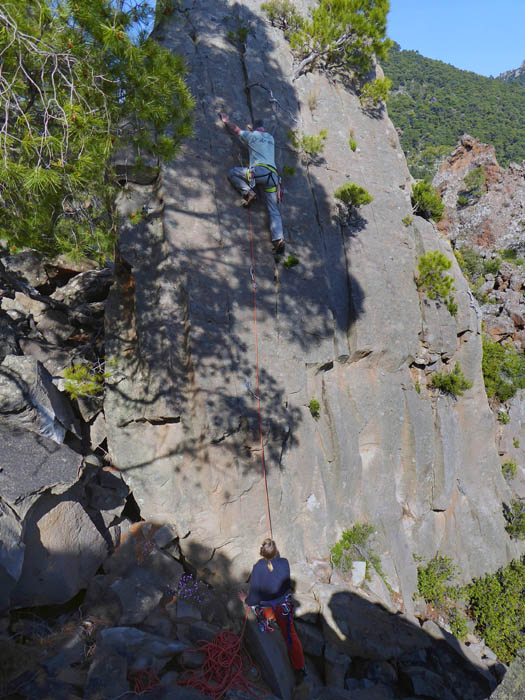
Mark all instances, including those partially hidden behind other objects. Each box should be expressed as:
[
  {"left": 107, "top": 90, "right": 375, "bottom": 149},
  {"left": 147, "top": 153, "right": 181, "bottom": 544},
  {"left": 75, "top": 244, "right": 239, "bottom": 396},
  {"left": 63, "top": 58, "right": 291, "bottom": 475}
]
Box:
[{"left": 239, "top": 129, "right": 277, "bottom": 170}]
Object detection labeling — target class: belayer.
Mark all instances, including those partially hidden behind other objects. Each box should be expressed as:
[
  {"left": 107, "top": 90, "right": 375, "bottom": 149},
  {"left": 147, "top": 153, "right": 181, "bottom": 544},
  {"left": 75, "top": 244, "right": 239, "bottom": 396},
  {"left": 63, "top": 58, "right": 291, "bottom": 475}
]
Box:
[
  {"left": 238, "top": 538, "right": 306, "bottom": 684},
  {"left": 220, "top": 113, "right": 285, "bottom": 254}
]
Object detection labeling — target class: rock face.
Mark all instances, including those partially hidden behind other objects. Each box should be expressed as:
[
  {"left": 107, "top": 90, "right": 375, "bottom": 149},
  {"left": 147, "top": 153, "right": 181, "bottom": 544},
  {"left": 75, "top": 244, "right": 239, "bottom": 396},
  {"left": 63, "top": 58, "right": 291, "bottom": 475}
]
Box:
[
  {"left": 104, "top": 0, "right": 521, "bottom": 602},
  {"left": 434, "top": 134, "right": 525, "bottom": 253}
]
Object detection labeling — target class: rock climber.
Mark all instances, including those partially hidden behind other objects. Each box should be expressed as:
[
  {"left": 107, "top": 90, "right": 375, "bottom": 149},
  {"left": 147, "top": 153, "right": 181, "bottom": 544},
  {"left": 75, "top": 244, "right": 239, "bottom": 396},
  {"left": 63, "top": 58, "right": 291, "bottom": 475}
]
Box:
[
  {"left": 219, "top": 113, "right": 285, "bottom": 254},
  {"left": 238, "top": 538, "right": 306, "bottom": 684}
]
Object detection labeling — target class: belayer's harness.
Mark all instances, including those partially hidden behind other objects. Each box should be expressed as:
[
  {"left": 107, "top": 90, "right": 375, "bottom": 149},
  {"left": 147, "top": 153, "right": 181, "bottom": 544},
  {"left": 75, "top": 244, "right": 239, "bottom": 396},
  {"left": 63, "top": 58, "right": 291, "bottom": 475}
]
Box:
[{"left": 252, "top": 592, "right": 294, "bottom": 648}]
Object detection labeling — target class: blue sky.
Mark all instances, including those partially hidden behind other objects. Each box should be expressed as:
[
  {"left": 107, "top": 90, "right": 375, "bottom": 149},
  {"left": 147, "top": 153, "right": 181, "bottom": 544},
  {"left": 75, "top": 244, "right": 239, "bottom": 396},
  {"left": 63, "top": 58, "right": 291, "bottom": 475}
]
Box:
[{"left": 388, "top": 0, "right": 525, "bottom": 77}]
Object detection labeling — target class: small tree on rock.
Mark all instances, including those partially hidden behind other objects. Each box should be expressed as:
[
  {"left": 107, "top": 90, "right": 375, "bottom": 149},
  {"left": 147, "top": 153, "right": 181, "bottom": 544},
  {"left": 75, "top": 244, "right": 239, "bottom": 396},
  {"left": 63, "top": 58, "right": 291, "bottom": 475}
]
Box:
[{"left": 412, "top": 181, "right": 445, "bottom": 222}]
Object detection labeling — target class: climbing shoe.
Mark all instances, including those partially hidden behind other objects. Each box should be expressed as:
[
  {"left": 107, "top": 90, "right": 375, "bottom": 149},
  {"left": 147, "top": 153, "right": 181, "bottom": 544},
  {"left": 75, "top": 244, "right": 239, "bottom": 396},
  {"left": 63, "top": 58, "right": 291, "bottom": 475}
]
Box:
[
  {"left": 241, "top": 190, "right": 257, "bottom": 207},
  {"left": 272, "top": 238, "right": 285, "bottom": 255}
]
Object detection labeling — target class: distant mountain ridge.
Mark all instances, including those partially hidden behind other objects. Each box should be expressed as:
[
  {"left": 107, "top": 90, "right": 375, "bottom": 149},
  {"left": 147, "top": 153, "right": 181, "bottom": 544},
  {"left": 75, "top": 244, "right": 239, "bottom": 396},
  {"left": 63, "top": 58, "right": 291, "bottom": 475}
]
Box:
[
  {"left": 498, "top": 60, "right": 525, "bottom": 86},
  {"left": 382, "top": 44, "right": 525, "bottom": 179}
]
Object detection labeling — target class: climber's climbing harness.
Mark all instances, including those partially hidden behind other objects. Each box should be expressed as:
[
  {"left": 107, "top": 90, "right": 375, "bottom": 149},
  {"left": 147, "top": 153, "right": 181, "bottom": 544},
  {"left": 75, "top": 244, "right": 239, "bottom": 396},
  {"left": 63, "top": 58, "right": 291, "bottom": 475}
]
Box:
[{"left": 252, "top": 593, "right": 295, "bottom": 649}]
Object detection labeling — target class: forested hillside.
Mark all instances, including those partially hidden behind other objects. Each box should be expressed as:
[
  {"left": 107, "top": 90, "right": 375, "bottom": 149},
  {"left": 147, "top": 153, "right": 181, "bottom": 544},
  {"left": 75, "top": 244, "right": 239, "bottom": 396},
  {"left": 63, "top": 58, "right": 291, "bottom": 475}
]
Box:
[{"left": 382, "top": 44, "right": 525, "bottom": 179}]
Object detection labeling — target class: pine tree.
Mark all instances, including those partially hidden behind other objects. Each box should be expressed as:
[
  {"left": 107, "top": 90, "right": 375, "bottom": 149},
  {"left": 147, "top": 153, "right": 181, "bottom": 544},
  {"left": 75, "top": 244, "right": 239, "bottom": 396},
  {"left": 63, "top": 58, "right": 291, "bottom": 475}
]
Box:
[
  {"left": 263, "top": 0, "right": 392, "bottom": 79},
  {"left": 0, "top": 0, "right": 194, "bottom": 260}
]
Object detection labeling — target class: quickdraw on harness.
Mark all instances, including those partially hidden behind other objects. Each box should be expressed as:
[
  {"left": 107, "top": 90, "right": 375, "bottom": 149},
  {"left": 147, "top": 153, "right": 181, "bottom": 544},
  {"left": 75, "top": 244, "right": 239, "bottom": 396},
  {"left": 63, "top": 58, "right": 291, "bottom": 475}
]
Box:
[
  {"left": 252, "top": 593, "right": 294, "bottom": 649},
  {"left": 248, "top": 163, "right": 283, "bottom": 203}
]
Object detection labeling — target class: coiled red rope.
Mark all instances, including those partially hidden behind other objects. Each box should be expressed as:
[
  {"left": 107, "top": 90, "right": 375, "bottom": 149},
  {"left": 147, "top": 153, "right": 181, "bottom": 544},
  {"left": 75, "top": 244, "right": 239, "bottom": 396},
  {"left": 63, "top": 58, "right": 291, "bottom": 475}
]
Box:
[{"left": 178, "top": 610, "right": 265, "bottom": 699}]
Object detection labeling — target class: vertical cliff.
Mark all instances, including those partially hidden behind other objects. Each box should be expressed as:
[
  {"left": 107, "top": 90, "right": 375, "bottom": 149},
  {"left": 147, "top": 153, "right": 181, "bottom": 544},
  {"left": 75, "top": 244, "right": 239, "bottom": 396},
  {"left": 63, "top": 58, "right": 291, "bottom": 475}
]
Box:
[{"left": 104, "top": 0, "right": 521, "bottom": 606}]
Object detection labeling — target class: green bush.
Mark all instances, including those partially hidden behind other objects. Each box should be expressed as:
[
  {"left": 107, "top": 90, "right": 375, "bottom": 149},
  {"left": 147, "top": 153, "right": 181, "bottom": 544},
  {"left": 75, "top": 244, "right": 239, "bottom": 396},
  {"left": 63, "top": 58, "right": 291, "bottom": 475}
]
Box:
[
  {"left": 63, "top": 362, "right": 108, "bottom": 400},
  {"left": 402, "top": 214, "right": 413, "bottom": 227},
  {"left": 330, "top": 523, "right": 383, "bottom": 578},
  {"left": 412, "top": 181, "right": 445, "bottom": 222},
  {"left": 457, "top": 167, "right": 486, "bottom": 207},
  {"left": 282, "top": 164, "right": 296, "bottom": 177},
  {"left": 261, "top": 0, "right": 304, "bottom": 35},
  {"left": 334, "top": 183, "right": 373, "bottom": 208},
  {"left": 513, "top": 438, "right": 520, "bottom": 448},
  {"left": 502, "top": 461, "right": 517, "bottom": 481},
  {"left": 482, "top": 336, "right": 525, "bottom": 402},
  {"left": 360, "top": 77, "right": 392, "bottom": 106},
  {"left": 308, "top": 398, "right": 320, "bottom": 419},
  {"left": 466, "top": 558, "right": 525, "bottom": 662},
  {"left": 283, "top": 255, "right": 300, "bottom": 268},
  {"left": 449, "top": 610, "right": 469, "bottom": 642},
  {"left": 498, "top": 410, "right": 510, "bottom": 424},
  {"left": 416, "top": 555, "right": 458, "bottom": 607},
  {"left": 416, "top": 250, "right": 457, "bottom": 315},
  {"left": 288, "top": 129, "right": 327, "bottom": 162},
  {"left": 431, "top": 363, "right": 472, "bottom": 397},
  {"left": 483, "top": 257, "right": 501, "bottom": 275},
  {"left": 504, "top": 500, "right": 525, "bottom": 540}
]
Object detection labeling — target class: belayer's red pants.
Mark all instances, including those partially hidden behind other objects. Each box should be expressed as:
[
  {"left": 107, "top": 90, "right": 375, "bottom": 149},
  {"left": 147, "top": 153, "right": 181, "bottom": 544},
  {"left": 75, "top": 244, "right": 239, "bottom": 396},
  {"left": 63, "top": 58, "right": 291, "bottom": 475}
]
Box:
[{"left": 263, "top": 604, "right": 305, "bottom": 670}]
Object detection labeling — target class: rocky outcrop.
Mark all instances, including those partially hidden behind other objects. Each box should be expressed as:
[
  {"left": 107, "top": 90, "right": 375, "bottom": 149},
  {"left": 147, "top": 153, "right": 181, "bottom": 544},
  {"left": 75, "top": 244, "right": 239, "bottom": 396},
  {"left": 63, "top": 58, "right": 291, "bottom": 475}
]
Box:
[
  {"left": 0, "top": 521, "right": 503, "bottom": 700},
  {"left": 103, "top": 0, "right": 521, "bottom": 608},
  {"left": 434, "top": 134, "right": 525, "bottom": 252}
]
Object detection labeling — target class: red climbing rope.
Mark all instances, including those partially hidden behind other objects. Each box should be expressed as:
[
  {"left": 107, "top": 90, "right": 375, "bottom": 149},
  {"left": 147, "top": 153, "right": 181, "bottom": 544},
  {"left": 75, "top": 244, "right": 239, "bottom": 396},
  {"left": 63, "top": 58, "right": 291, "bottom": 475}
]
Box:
[
  {"left": 248, "top": 207, "right": 273, "bottom": 540},
  {"left": 178, "top": 609, "right": 266, "bottom": 699}
]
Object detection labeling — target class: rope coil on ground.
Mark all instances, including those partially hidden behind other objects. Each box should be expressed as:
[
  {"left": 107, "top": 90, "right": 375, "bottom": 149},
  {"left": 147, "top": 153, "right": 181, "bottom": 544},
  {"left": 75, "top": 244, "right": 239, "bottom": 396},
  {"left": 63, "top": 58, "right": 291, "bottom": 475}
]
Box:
[{"left": 178, "top": 611, "right": 266, "bottom": 699}]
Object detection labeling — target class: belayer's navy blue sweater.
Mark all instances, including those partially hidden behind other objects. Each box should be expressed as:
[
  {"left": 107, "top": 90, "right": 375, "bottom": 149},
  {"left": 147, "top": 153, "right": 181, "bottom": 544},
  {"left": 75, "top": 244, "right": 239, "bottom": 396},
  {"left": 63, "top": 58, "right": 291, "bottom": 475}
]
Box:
[{"left": 245, "top": 557, "right": 291, "bottom": 606}]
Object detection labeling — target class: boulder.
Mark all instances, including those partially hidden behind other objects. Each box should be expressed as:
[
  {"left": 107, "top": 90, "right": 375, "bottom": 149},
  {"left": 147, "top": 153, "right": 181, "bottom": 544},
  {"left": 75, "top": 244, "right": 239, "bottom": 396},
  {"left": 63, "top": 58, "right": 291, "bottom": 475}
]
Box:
[
  {"left": 399, "top": 665, "right": 456, "bottom": 700},
  {"left": 84, "top": 649, "right": 128, "bottom": 700},
  {"left": 489, "top": 649, "right": 525, "bottom": 699},
  {"left": 2, "top": 249, "right": 49, "bottom": 288},
  {"left": 313, "top": 585, "right": 430, "bottom": 660},
  {"left": 51, "top": 268, "right": 112, "bottom": 306},
  {"left": 0, "top": 497, "right": 24, "bottom": 611},
  {"left": 0, "top": 312, "right": 19, "bottom": 360},
  {"left": 11, "top": 485, "right": 110, "bottom": 607},
  {"left": 0, "top": 423, "right": 82, "bottom": 503},
  {"left": 98, "top": 627, "right": 189, "bottom": 670},
  {"left": 0, "top": 355, "right": 81, "bottom": 442},
  {"left": 110, "top": 567, "right": 165, "bottom": 625},
  {"left": 324, "top": 644, "right": 350, "bottom": 688},
  {"left": 244, "top": 616, "right": 295, "bottom": 700}
]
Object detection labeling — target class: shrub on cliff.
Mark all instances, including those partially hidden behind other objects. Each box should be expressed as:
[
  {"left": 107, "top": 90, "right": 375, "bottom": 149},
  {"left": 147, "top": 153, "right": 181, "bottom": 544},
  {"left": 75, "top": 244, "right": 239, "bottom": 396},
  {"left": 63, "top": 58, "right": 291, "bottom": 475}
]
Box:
[
  {"left": 287, "top": 129, "right": 327, "bottom": 163},
  {"left": 360, "top": 77, "right": 392, "bottom": 107},
  {"left": 262, "top": 0, "right": 391, "bottom": 80},
  {"left": 482, "top": 336, "right": 525, "bottom": 402},
  {"left": 411, "top": 182, "right": 445, "bottom": 222},
  {"left": 0, "top": 0, "right": 194, "bottom": 260},
  {"left": 334, "top": 183, "right": 373, "bottom": 208},
  {"left": 456, "top": 167, "right": 486, "bottom": 208},
  {"left": 466, "top": 558, "right": 525, "bottom": 663},
  {"left": 431, "top": 363, "right": 472, "bottom": 397},
  {"left": 416, "top": 251, "right": 457, "bottom": 316},
  {"left": 330, "top": 523, "right": 383, "bottom": 579}
]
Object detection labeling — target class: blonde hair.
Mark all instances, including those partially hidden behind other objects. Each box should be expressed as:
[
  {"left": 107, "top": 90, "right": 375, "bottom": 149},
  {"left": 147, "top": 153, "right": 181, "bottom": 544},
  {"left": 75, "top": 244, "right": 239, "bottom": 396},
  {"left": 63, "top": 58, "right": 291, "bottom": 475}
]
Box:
[{"left": 260, "top": 538, "right": 279, "bottom": 571}]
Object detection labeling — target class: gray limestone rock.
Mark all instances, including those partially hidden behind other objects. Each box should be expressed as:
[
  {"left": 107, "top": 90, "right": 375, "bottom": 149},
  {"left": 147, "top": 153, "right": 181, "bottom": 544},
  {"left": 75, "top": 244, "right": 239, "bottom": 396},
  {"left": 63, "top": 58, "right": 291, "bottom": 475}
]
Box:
[
  {"left": 98, "top": 626, "right": 189, "bottom": 667},
  {"left": 0, "top": 354, "right": 81, "bottom": 442},
  {"left": 399, "top": 665, "right": 456, "bottom": 700},
  {"left": 244, "top": 617, "right": 295, "bottom": 700},
  {"left": 11, "top": 485, "right": 110, "bottom": 607},
  {"left": 51, "top": 268, "right": 112, "bottom": 306},
  {"left": 102, "top": 0, "right": 520, "bottom": 606},
  {"left": 489, "top": 649, "right": 525, "bottom": 699},
  {"left": 84, "top": 649, "right": 128, "bottom": 700},
  {"left": 2, "top": 250, "right": 49, "bottom": 288},
  {"left": 0, "top": 496, "right": 24, "bottom": 611},
  {"left": 0, "top": 423, "right": 82, "bottom": 503}
]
